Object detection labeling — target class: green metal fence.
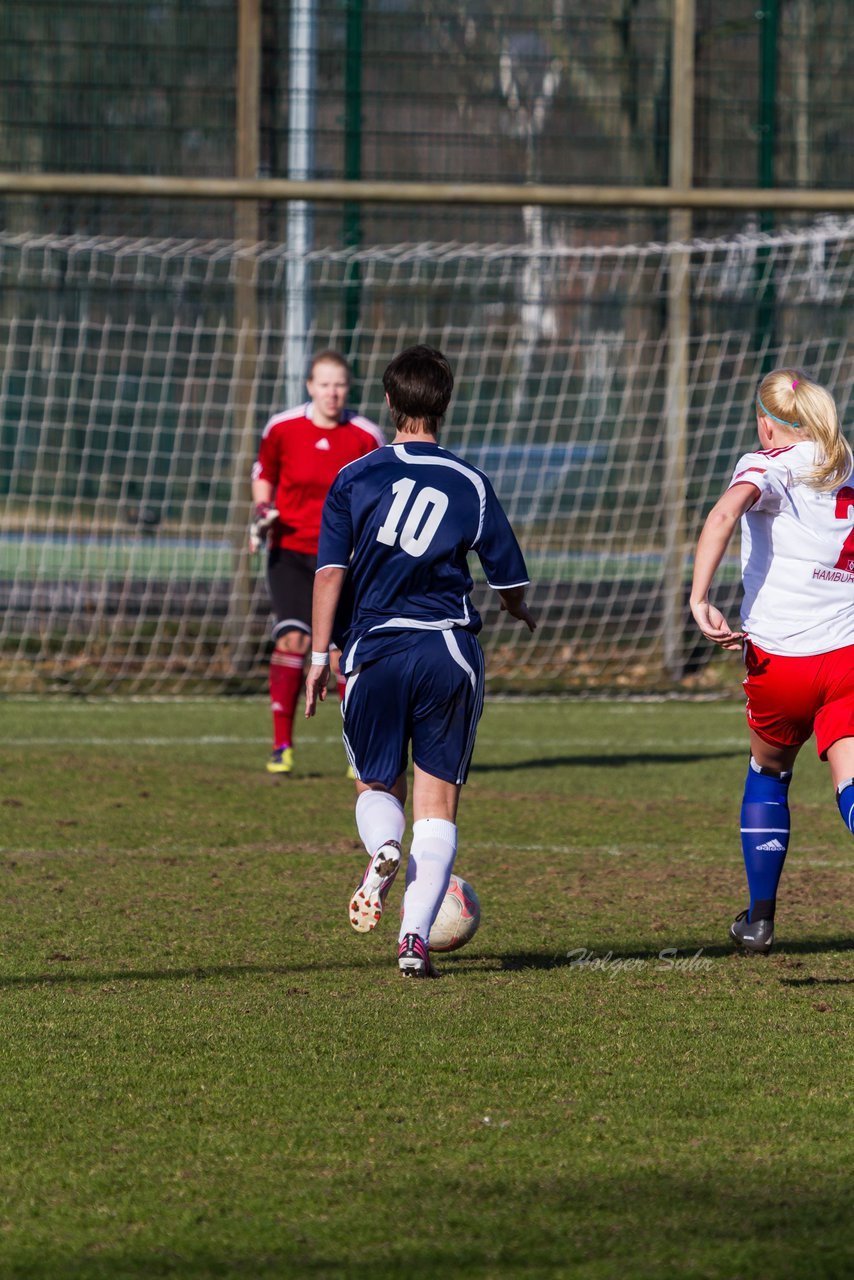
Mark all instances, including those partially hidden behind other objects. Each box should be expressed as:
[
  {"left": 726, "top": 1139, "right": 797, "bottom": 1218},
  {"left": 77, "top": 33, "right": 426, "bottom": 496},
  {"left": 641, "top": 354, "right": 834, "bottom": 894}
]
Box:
[
  {"left": 0, "top": 2, "right": 852, "bottom": 692},
  {"left": 1, "top": 1, "right": 852, "bottom": 244}
]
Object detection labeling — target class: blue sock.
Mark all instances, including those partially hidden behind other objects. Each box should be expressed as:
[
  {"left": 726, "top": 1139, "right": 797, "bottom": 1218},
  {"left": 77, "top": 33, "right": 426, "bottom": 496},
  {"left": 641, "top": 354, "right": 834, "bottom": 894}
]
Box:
[
  {"left": 740, "top": 757, "right": 792, "bottom": 922},
  {"left": 837, "top": 778, "right": 854, "bottom": 836}
]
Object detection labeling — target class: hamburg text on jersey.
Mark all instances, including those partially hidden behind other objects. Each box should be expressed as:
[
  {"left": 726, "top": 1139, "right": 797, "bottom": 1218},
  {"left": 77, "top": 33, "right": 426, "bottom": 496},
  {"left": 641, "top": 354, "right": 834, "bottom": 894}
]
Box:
[{"left": 728, "top": 439, "right": 854, "bottom": 655}]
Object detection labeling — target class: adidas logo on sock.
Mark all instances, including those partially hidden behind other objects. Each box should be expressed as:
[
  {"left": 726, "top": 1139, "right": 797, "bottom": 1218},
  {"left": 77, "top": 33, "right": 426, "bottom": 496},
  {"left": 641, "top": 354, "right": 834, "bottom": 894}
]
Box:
[{"left": 756, "top": 838, "right": 785, "bottom": 852}]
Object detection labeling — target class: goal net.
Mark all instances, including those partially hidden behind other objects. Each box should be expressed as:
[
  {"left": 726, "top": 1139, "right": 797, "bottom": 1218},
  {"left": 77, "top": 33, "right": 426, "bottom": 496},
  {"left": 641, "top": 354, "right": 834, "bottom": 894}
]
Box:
[{"left": 1, "top": 216, "right": 852, "bottom": 695}]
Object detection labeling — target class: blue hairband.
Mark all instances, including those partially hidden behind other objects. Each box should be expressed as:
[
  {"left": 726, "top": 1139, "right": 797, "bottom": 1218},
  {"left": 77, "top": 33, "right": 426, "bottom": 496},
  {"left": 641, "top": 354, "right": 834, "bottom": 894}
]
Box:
[{"left": 756, "top": 391, "right": 800, "bottom": 428}]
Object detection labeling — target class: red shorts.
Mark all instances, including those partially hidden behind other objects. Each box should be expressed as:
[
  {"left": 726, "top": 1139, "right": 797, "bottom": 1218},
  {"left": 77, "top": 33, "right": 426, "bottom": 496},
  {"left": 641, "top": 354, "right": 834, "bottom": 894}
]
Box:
[{"left": 742, "top": 639, "right": 854, "bottom": 760}]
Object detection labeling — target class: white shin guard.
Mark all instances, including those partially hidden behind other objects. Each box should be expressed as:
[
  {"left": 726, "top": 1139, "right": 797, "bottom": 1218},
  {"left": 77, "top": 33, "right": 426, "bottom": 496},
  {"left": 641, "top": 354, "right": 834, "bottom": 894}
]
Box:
[
  {"left": 355, "top": 789, "right": 406, "bottom": 857},
  {"left": 399, "top": 818, "right": 458, "bottom": 944}
]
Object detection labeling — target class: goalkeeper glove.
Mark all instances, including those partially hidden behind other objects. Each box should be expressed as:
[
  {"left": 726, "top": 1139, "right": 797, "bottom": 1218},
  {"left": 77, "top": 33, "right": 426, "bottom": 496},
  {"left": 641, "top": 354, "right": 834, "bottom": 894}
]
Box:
[{"left": 249, "top": 502, "right": 279, "bottom": 552}]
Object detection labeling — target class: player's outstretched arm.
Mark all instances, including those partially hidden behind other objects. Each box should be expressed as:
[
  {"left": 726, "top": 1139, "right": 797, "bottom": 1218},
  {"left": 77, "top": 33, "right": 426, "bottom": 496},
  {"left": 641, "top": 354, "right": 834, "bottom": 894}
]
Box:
[
  {"left": 498, "top": 586, "right": 537, "bottom": 633},
  {"left": 305, "top": 566, "right": 347, "bottom": 718},
  {"left": 690, "top": 484, "right": 757, "bottom": 650}
]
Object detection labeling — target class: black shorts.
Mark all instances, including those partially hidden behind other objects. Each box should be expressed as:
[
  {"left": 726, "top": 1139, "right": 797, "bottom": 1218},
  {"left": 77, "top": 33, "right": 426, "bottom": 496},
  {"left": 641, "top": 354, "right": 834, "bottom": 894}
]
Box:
[{"left": 266, "top": 547, "right": 315, "bottom": 642}]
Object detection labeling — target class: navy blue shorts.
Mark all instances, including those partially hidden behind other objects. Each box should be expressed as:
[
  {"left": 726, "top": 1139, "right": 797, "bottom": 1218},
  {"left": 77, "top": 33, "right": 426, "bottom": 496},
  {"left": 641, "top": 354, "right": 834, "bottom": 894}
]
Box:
[{"left": 341, "top": 630, "right": 485, "bottom": 788}]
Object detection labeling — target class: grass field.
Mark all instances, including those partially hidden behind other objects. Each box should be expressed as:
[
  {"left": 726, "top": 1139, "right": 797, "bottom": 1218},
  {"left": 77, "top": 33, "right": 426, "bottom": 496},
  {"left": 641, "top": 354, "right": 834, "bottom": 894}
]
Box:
[{"left": 1, "top": 697, "right": 852, "bottom": 1279}]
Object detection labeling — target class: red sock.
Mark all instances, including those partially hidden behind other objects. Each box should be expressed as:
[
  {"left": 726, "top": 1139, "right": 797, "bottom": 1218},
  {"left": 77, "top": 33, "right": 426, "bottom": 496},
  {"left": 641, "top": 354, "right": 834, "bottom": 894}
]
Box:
[{"left": 270, "top": 650, "right": 305, "bottom": 749}]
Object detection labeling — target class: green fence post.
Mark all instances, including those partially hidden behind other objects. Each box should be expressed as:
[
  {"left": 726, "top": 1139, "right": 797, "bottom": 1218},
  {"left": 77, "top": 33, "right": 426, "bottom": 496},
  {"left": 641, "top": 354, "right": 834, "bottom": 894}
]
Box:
[
  {"left": 343, "top": 0, "right": 363, "bottom": 370},
  {"left": 756, "top": 1, "right": 778, "bottom": 369}
]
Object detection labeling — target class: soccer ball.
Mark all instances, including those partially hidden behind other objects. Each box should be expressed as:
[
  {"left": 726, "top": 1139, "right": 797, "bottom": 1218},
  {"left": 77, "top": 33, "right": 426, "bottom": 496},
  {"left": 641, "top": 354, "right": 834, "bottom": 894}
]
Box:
[{"left": 429, "top": 874, "right": 481, "bottom": 953}]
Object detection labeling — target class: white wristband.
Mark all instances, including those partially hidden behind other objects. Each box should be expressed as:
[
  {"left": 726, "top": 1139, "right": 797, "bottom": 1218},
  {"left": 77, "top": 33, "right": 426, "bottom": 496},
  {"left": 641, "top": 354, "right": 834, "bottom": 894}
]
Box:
[{"left": 310, "top": 651, "right": 330, "bottom": 667}]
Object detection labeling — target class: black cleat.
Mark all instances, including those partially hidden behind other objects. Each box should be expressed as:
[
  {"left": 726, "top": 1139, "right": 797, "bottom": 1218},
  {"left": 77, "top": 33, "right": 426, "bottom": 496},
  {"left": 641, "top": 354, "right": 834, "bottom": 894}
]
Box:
[{"left": 730, "top": 909, "right": 774, "bottom": 955}]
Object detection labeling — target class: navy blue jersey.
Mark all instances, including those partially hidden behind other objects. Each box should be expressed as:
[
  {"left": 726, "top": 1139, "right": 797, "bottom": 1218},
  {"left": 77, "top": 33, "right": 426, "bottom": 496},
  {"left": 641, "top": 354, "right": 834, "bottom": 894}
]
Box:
[{"left": 317, "top": 441, "right": 529, "bottom": 670}]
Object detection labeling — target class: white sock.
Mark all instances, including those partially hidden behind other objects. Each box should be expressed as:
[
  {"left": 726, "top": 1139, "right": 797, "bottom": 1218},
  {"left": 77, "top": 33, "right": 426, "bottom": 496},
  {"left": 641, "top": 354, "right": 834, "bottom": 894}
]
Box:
[
  {"left": 355, "top": 790, "right": 405, "bottom": 858},
  {"left": 399, "top": 818, "right": 458, "bottom": 944}
]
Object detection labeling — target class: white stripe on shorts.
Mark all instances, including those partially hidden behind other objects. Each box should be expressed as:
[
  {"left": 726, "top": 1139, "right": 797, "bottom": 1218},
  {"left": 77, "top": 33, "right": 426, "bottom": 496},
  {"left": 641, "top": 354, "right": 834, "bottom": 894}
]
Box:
[{"left": 442, "top": 631, "right": 484, "bottom": 783}]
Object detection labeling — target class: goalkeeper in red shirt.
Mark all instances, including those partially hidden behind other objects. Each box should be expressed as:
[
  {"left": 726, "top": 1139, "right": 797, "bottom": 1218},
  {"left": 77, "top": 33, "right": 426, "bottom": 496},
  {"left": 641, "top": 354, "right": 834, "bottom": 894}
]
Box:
[{"left": 251, "top": 351, "right": 383, "bottom": 774}]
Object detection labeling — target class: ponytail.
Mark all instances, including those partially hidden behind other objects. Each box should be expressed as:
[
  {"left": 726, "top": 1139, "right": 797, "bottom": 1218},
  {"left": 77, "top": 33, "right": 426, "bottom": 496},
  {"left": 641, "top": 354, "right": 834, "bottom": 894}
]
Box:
[{"left": 757, "top": 369, "right": 853, "bottom": 492}]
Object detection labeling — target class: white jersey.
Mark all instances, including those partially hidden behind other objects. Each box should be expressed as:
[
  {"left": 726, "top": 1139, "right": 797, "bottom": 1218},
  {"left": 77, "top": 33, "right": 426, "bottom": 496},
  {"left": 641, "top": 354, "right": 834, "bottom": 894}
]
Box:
[{"left": 728, "top": 439, "right": 854, "bottom": 655}]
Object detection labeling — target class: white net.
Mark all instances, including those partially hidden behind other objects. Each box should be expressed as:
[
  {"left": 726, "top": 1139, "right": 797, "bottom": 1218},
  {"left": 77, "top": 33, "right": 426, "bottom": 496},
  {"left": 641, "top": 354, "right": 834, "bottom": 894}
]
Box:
[{"left": 1, "top": 217, "right": 852, "bottom": 694}]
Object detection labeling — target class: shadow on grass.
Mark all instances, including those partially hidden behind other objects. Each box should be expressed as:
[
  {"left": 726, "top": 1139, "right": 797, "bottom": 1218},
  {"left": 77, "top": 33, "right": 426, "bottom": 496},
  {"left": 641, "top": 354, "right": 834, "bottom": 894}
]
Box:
[
  {"left": 780, "top": 975, "right": 854, "bottom": 986},
  {"left": 5, "top": 1172, "right": 853, "bottom": 1279},
  {"left": 3, "top": 939, "right": 851, "bottom": 989},
  {"left": 470, "top": 748, "right": 744, "bottom": 772},
  {"left": 464, "top": 935, "right": 854, "bottom": 972},
  {"left": 0, "top": 958, "right": 393, "bottom": 989}
]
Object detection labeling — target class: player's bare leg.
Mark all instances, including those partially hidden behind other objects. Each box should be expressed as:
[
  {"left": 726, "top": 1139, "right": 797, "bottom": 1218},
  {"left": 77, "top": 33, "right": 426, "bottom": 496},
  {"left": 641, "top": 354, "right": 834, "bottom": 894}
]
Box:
[
  {"left": 826, "top": 735, "right": 854, "bottom": 791},
  {"left": 410, "top": 766, "right": 460, "bottom": 823},
  {"left": 747, "top": 732, "right": 800, "bottom": 774}
]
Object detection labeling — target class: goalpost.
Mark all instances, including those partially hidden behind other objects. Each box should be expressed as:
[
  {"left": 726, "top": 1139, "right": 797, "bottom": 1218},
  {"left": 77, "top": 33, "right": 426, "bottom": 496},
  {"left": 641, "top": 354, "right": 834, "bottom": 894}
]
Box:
[{"left": 0, "top": 216, "right": 852, "bottom": 695}]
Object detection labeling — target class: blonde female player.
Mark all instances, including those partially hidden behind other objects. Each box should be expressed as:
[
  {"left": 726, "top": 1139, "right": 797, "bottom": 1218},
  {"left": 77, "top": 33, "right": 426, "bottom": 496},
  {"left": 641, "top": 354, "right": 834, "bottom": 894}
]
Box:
[{"left": 690, "top": 368, "right": 854, "bottom": 953}]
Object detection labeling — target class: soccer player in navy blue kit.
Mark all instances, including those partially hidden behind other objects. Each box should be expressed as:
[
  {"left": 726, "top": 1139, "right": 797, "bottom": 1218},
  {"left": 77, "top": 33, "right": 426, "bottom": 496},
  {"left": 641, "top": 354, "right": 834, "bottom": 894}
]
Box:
[{"left": 305, "top": 346, "right": 536, "bottom": 977}]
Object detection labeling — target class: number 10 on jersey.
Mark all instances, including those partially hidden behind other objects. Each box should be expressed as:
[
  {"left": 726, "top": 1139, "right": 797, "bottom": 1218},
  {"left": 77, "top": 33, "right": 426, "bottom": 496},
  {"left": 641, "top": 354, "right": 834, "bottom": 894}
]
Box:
[{"left": 376, "top": 478, "right": 450, "bottom": 557}]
